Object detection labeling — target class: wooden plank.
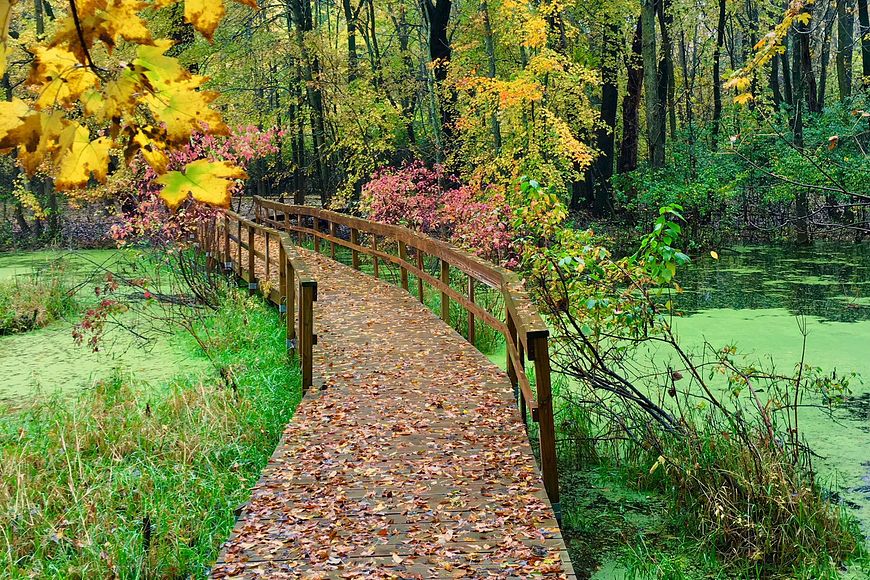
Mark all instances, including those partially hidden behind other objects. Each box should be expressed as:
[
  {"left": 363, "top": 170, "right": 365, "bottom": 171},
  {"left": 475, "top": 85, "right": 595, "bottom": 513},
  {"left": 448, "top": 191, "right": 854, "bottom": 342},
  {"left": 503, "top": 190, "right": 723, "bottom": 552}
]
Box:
[{"left": 398, "top": 241, "right": 409, "bottom": 291}]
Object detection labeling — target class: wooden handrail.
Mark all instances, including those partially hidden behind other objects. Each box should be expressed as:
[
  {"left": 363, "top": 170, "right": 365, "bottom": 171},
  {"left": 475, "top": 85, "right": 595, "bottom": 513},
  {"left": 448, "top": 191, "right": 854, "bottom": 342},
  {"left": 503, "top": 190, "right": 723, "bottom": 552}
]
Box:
[
  {"left": 198, "top": 209, "right": 318, "bottom": 391},
  {"left": 252, "top": 196, "right": 559, "bottom": 513}
]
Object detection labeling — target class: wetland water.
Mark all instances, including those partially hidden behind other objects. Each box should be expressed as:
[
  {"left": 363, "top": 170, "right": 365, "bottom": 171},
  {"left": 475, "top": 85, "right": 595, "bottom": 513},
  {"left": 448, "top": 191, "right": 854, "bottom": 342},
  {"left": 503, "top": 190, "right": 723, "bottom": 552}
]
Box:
[
  {"left": 0, "top": 250, "right": 209, "bottom": 402},
  {"left": 672, "top": 244, "right": 870, "bottom": 534}
]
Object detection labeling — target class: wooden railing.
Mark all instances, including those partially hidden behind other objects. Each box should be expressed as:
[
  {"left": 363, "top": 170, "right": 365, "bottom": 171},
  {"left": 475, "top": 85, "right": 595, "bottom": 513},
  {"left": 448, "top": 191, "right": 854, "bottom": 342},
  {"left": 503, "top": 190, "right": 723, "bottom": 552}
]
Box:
[
  {"left": 198, "top": 209, "right": 318, "bottom": 391},
  {"left": 253, "top": 196, "right": 560, "bottom": 513}
]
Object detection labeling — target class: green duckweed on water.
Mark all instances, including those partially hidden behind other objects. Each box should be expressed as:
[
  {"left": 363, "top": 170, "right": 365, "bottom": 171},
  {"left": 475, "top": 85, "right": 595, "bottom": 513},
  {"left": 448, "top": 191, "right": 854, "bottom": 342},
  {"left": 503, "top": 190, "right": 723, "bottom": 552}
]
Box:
[{"left": 0, "top": 250, "right": 211, "bottom": 402}]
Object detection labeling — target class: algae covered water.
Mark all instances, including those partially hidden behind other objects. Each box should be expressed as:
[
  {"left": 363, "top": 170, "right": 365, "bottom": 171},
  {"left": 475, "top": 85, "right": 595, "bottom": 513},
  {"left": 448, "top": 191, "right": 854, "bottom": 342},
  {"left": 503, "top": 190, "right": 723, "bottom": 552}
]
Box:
[
  {"left": 672, "top": 244, "right": 870, "bottom": 535},
  {"left": 0, "top": 250, "right": 210, "bottom": 402}
]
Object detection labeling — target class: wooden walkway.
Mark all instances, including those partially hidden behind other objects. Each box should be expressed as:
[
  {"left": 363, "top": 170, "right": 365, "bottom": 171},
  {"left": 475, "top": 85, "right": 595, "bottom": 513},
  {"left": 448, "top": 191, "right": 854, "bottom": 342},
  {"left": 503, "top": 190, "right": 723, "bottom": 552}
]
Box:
[{"left": 205, "top": 201, "right": 573, "bottom": 578}]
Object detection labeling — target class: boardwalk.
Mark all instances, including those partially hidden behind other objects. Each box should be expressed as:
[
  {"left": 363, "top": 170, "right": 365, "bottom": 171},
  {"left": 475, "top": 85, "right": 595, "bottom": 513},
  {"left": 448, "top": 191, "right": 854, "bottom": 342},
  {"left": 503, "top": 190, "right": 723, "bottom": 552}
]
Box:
[{"left": 211, "top": 248, "right": 574, "bottom": 579}]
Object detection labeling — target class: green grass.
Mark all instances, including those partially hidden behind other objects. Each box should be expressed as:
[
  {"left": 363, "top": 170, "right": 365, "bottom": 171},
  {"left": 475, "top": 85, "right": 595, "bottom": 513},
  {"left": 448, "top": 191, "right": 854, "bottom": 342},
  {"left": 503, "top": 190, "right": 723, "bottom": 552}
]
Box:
[
  {"left": 0, "top": 288, "right": 301, "bottom": 578},
  {"left": 0, "top": 263, "right": 78, "bottom": 335}
]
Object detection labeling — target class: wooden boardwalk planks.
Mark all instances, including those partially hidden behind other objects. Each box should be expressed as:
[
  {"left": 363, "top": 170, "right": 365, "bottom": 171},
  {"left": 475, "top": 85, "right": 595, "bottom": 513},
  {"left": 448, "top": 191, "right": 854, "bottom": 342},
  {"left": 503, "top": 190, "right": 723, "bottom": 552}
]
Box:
[{"left": 212, "top": 250, "right": 574, "bottom": 579}]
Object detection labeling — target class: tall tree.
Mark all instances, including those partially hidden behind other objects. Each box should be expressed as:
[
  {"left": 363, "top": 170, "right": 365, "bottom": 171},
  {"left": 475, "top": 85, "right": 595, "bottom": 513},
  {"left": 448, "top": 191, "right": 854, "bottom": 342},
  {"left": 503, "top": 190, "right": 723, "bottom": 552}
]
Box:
[
  {"left": 423, "top": 0, "right": 454, "bottom": 142},
  {"left": 619, "top": 17, "right": 644, "bottom": 174},
  {"left": 859, "top": 0, "right": 870, "bottom": 87},
  {"left": 711, "top": 0, "right": 726, "bottom": 150},
  {"left": 836, "top": 0, "right": 854, "bottom": 99},
  {"left": 642, "top": 0, "right": 665, "bottom": 168}
]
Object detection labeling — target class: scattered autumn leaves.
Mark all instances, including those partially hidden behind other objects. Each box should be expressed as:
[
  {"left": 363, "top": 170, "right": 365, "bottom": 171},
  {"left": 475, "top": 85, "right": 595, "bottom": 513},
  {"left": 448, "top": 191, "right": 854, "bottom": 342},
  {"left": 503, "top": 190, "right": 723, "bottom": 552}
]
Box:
[
  {"left": 211, "top": 246, "right": 572, "bottom": 578},
  {"left": 0, "top": 0, "right": 256, "bottom": 208}
]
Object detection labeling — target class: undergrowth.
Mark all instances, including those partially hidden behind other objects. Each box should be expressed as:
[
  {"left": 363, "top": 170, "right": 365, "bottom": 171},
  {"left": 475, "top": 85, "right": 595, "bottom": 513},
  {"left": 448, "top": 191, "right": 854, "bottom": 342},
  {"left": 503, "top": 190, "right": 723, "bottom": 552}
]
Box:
[{"left": 0, "top": 288, "right": 301, "bottom": 578}]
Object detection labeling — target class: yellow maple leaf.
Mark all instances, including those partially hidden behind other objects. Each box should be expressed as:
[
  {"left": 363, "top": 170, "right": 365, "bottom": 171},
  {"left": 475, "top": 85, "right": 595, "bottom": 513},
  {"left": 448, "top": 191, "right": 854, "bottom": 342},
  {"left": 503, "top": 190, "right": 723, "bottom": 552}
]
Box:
[
  {"left": 29, "top": 46, "right": 100, "bottom": 109},
  {"left": 1, "top": 111, "right": 68, "bottom": 174},
  {"left": 0, "top": 0, "right": 13, "bottom": 77},
  {"left": 55, "top": 124, "right": 113, "bottom": 190},
  {"left": 129, "top": 128, "right": 169, "bottom": 173},
  {"left": 143, "top": 79, "right": 227, "bottom": 142},
  {"left": 155, "top": 159, "right": 246, "bottom": 209},
  {"left": 184, "top": 0, "right": 226, "bottom": 41},
  {"left": 0, "top": 98, "right": 29, "bottom": 144}
]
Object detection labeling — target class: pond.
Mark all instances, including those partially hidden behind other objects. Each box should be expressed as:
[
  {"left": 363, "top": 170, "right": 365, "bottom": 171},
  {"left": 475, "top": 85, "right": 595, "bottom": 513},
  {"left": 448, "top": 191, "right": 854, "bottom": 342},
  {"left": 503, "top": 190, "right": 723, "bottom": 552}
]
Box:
[
  {"left": 0, "top": 250, "right": 211, "bottom": 403},
  {"left": 673, "top": 244, "right": 870, "bottom": 536}
]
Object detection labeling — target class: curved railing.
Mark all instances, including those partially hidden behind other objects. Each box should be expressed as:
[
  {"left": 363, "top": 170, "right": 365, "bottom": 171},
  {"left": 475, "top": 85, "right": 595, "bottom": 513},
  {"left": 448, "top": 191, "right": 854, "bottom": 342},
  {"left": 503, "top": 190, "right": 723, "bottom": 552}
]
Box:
[
  {"left": 253, "top": 196, "right": 559, "bottom": 511},
  {"left": 198, "top": 209, "right": 318, "bottom": 391}
]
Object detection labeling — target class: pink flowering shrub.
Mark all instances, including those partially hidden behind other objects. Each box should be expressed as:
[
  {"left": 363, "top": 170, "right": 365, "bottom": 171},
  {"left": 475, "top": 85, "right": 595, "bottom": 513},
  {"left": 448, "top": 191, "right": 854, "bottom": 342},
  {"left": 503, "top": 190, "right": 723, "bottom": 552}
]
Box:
[
  {"left": 113, "top": 126, "right": 283, "bottom": 246},
  {"left": 361, "top": 162, "right": 516, "bottom": 264}
]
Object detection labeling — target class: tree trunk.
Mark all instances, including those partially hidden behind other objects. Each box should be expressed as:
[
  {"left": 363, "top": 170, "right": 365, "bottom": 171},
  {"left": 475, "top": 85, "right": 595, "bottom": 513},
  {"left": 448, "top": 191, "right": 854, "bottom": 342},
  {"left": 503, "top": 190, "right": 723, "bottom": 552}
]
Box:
[
  {"left": 642, "top": 0, "right": 664, "bottom": 168},
  {"left": 423, "top": 0, "right": 454, "bottom": 143},
  {"left": 711, "top": 0, "right": 725, "bottom": 151},
  {"left": 817, "top": 5, "right": 836, "bottom": 109},
  {"left": 782, "top": 35, "right": 794, "bottom": 106},
  {"left": 797, "top": 4, "right": 821, "bottom": 113},
  {"left": 771, "top": 54, "right": 784, "bottom": 106},
  {"left": 618, "top": 17, "right": 643, "bottom": 174},
  {"left": 859, "top": 0, "right": 870, "bottom": 86},
  {"left": 837, "top": 0, "right": 855, "bottom": 99},
  {"left": 342, "top": 0, "right": 360, "bottom": 81},
  {"left": 657, "top": 0, "right": 676, "bottom": 138},
  {"left": 591, "top": 24, "right": 619, "bottom": 215},
  {"left": 480, "top": 0, "right": 501, "bottom": 151}
]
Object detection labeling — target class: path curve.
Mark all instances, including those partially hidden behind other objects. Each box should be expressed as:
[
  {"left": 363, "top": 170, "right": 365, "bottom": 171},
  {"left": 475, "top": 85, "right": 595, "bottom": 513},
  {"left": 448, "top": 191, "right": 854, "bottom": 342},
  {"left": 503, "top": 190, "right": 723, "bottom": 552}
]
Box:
[{"left": 212, "top": 250, "right": 574, "bottom": 579}]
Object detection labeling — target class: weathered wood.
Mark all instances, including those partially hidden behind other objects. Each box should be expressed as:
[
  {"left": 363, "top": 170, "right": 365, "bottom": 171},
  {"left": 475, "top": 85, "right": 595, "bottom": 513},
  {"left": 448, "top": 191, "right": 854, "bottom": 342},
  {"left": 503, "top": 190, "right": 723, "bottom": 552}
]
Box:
[
  {"left": 440, "top": 258, "right": 450, "bottom": 323},
  {"left": 212, "top": 249, "right": 569, "bottom": 578},
  {"left": 300, "top": 281, "right": 315, "bottom": 391},
  {"left": 371, "top": 236, "right": 379, "bottom": 279},
  {"left": 329, "top": 221, "right": 336, "bottom": 259},
  {"left": 313, "top": 217, "right": 320, "bottom": 253},
  {"left": 252, "top": 197, "right": 558, "bottom": 522},
  {"left": 468, "top": 275, "right": 476, "bottom": 346},
  {"left": 247, "top": 224, "right": 256, "bottom": 294},
  {"left": 530, "top": 334, "right": 559, "bottom": 519},
  {"left": 398, "top": 241, "right": 409, "bottom": 291},
  {"left": 416, "top": 251, "right": 424, "bottom": 303},
  {"left": 350, "top": 228, "right": 360, "bottom": 269}
]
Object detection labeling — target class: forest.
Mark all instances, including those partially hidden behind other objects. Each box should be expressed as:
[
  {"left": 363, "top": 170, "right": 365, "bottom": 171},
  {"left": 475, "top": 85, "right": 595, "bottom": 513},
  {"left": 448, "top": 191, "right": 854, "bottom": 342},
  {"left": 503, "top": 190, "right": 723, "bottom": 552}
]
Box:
[{"left": 1, "top": 0, "right": 869, "bottom": 577}]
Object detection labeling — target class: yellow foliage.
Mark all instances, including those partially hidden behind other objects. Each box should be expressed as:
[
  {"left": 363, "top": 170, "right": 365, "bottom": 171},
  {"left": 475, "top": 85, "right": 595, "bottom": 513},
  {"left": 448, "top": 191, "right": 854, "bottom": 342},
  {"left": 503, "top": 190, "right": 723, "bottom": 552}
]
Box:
[
  {"left": 0, "top": 0, "right": 256, "bottom": 208},
  {"left": 155, "top": 159, "right": 247, "bottom": 209}
]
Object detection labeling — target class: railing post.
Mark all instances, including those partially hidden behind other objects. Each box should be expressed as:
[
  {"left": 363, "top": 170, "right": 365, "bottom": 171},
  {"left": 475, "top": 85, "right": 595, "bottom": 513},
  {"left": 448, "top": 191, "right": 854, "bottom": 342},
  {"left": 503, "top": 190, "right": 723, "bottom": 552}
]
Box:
[
  {"left": 529, "top": 334, "right": 559, "bottom": 521},
  {"left": 313, "top": 217, "right": 321, "bottom": 253},
  {"left": 286, "top": 257, "right": 296, "bottom": 353},
  {"left": 467, "top": 276, "right": 476, "bottom": 346},
  {"left": 329, "top": 221, "right": 336, "bottom": 259},
  {"left": 236, "top": 219, "right": 242, "bottom": 274},
  {"left": 417, "top": 252, "right": 424, "bottom": 303},
  {"left": 264, "top": 231, "right": 271, "bottom": 281},
  {"left": 247, "top": 224, "right": 256, "bottom": 294},
  {"left": 284, "top": 210, "right": 290, "bottom": 238},
  {"left": 350, "top": 228, "right": 360, "bottom": 269},
  {"left": 506, "top": 311, "right": 519, "bottom": 395},
  {"left": 372, "top": 236, "right": 379, "bottom": 279},
  {"left": 279, "top": 242, "right": 288, "bottom": 317},
  {"left": 223, "top": 214, "right": 231, "bottom": 271},
  {"left": 440, "top": 259, "right": 450, "bottom": 323},
  {"left": 398, "top": 241, "right": 409, "bottom": 291},
  {"left": 299, "top": 281, "right": 315, "bottom": 392}
]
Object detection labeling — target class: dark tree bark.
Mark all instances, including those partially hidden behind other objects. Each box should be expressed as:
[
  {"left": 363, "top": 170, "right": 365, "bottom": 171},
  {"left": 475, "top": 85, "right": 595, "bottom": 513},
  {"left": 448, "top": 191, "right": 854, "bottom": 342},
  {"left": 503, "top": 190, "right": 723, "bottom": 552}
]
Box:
[
  {"left": 836, "top": 0, "right": 854, "bottom": 99},
  {"left": 771, "top": 54, "right": 784, "bottom": 106},
  {"left": 423, "top": 0, "right": 455, "bottom": 143},
  {"left": 342, "top": 0, "right": 362, "bottom": 81},
  {"left": 817, "top": 6, "right": 836, "bottom": 109},
  {"left": 656, "top": 0, "right": 676, "bottom": 138},
  {"left": 591, "top": 23, "right": 619, "bottom": 215},
  {"left": 711, "top": 0, "right": 726, "bottom": 151},
  {"left": 480, "top": 0, "right": 501, "bottom": 152},
  {"left": 859, "top": 0, "right": 870, "bottom": 87},
  {"left": 618, "top": 17, "right": 643, "bottom": 174},
  {"left": 642, "top": 0, "right": 665, "bottom": 168}
]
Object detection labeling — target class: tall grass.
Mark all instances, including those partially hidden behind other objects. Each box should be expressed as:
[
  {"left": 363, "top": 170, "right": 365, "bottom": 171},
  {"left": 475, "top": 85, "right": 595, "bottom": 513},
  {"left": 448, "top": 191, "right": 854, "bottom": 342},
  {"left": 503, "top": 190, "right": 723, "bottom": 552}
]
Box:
[
  {"left": 0, "top": 289, "right": 301, "bottom": 578},
  {"left": 0, "top": 264, "right": 77, "bottom": 335}
]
